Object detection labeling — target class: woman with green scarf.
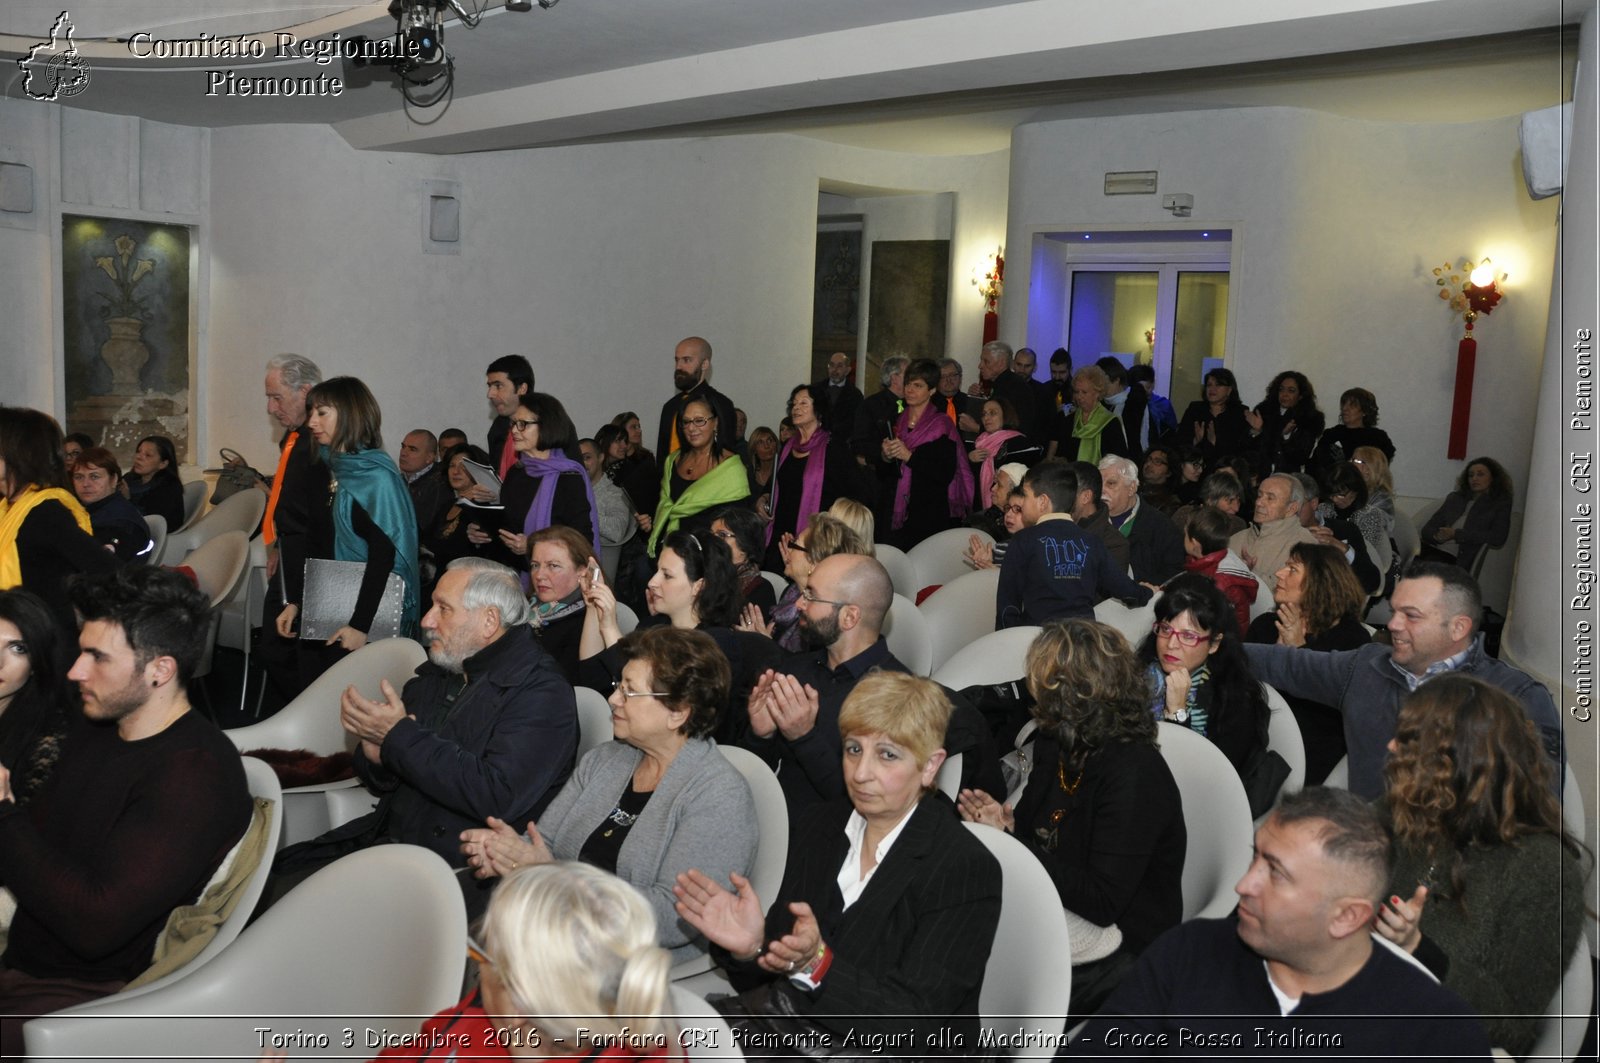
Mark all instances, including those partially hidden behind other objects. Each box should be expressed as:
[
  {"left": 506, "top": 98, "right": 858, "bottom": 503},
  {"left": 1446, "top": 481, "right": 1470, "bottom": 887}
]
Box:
[
  {"left": 645, "top": 397, "right": 749, "bottom": 554},
  {"left": 275, "top": 376, "right": 420, "bottom": 653},
  {"left": 1047, "top": 365, "right": 1130, "bottom": 465}
]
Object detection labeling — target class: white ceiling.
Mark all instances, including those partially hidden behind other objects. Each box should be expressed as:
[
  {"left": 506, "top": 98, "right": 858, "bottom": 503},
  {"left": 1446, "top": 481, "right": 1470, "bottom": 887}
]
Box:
[{"left": 0, "top": 0, "right": 1582, "bottom": 155}]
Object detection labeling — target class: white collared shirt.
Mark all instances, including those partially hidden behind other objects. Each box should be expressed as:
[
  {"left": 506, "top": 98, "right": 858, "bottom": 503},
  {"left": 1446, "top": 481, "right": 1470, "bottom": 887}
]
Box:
[{"left": 835, "top": 806, "right": 916, "bottom": 910}]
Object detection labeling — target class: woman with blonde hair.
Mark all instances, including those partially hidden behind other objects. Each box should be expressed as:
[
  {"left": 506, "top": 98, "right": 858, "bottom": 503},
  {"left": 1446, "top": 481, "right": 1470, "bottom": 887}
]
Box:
[
  {"left": 959, "top": 620, "right": 1184, "bottom": 1018},
  {"left": 1377, "top": 675, "right": 1586, "bottom": 1057},
  {"left": 1351, "top": 444, "right": 1395, "bottom": 520},
  {"left": 676, "top": 671, "right": 1001, "bottom": 1058},
  {"left": 736, "top": 513, "right": 866, "bottom": 650},
  {"left": 824, "top": 497, "right": 874, "bottom": 554},
  {"left": 1047, "top": 365, "right": 1129, "bottom": 464}
]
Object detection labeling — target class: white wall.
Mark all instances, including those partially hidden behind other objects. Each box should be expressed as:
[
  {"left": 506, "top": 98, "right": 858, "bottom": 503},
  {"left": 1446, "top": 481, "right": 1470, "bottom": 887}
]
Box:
[
  {"left": 205, "top": 125, "right": 1007, "bottom": 470},
  {"left": 1003, "top": 105, "right": 1560, "bottom": 506}
]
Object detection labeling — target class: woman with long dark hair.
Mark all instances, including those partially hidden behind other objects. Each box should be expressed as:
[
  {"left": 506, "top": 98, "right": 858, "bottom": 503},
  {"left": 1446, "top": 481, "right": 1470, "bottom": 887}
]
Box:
[
  {"left": 959, "top": 620, "right": 1185, "bottom": 1018},
  {"left": 0, "top": 408, "right": 117, "bottom": 633},
  {"left": 121, "top": 434, "right": 185, "bottom": 531},
  {"left": 0, "top": 589, "right": 75, "bottom": 805},
  {"left": 478, "top": 392, "right": 598, "bottom": 578},
  {"left": 709, "top": 504, "right": 776, "bottom": 617},
  {"left": 1176, "top": 368, "right": 1251, "bottom": 465},
  {"left": 1377, "top": 675, "right": 1587, "bottom": 1057},
  {"left": 1244, "top": 370, "right": 1324, "bottom": 476},
  {"left": 275, "top": 376, "right": 420, "bottom": 653},
  {"left": 1245, "top": 542, "right": 1369, "bottom": 783},
  {"left": 647, "top": 399, "right": 750, "bottom": 555},
  {"left": 1137, "top": 572, "right": 1272, "bottom": 811},
  {"left": 1419, "top": 456, "right": 1513, "bottom": 571},
  {"left": 1320, "top": 461, "right": 1392, "bottom": 581}
]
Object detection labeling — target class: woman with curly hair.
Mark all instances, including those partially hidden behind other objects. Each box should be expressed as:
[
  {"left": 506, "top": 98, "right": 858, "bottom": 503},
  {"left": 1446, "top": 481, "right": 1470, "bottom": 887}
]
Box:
[
  {"left": 1243, "top": 370, "right": 1325, "bottom": 476},
  {"left": 1137, "top": 573, "right": 1273, "bottom": 812},
  {"left": 1377, "top": 675, "right": 1587, "bottom": 1057},
  {"left": 959, "top": 619, "right": 1185, "bottom": 1018},
  {"left": 0, "top": 589, "right": 75, "bottom": 806},
  {"left": 1312, "top": 385, "right": 1395, "bottom": 477},
  {"left": 1245, "top": 542, "right": 1369, "bottom": 782},
  {"left": 1419, "top": 456, "right": 1513, "bottom": 572},
  {"left": 1176, "top": 367, "right": 1251, "bottom": 465}
]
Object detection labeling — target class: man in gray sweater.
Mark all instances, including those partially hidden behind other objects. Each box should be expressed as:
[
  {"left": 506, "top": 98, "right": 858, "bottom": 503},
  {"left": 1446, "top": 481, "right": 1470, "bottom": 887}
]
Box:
[{"left": 1244, "top": 562, "right": 1563, "bottom": 799}]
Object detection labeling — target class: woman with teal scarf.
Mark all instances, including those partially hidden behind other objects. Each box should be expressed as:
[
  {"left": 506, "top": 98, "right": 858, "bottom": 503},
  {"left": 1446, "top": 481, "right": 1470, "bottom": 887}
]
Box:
[
  {"left": 1047, "top": 364, "right": 1130, "bottom": 465},
  {"left": 274, "top": 376, "right": 420, "bottom": 651}
]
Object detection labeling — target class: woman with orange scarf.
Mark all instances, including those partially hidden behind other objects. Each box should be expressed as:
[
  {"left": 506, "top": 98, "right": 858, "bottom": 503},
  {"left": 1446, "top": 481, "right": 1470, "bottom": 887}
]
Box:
[{"left": 0, "top": 408, "right": 118, "bottom": 633}]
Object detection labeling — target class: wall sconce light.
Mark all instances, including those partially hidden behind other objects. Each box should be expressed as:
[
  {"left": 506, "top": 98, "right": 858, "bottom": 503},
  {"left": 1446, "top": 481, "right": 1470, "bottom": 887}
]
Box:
[{"left": 1432, "top": 257, "right": 1508, "bottom": 458}]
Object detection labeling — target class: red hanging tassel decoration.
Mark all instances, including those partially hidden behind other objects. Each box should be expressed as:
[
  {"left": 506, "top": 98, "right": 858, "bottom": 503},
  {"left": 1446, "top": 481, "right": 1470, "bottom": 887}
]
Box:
[{"left": 1447, "top": 327, "right": 1476, "bottom": 460}]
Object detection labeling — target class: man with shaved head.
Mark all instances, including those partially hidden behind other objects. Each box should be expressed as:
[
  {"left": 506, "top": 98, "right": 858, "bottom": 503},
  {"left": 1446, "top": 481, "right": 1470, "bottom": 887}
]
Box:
[{"left": 657, "top": 335, "right": 738, "bottom": 459}]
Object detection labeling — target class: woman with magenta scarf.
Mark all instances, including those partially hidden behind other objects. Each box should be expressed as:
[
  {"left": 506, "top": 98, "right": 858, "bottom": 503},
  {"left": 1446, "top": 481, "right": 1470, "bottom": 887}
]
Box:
[
  {"left": 968, "top": 394, "right": 1040, "bottom": 509},
  {"left": 275, "top": 376, "right": 420, "bottom": 657},
  {"left": 760, "top": 384, "right": 856, "bottom": 570},
  {"left": 881, "top": 358, "right": 975, "bottom": 549},
  {"left": 477, "top": 392, "right": 600, "bottom": 582}
]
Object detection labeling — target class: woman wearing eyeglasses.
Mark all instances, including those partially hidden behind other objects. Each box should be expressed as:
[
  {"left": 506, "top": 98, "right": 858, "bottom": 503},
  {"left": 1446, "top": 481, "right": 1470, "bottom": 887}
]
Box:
[
  {"left": 462, "top": 626, "right": 756, "bottom": 967},
  {"left": 646, "top": 398, "right": 750, "bottom": 556},
  {"left": 737, "top": 514, "right": 868, "bottom": 650},
  {"left": 1136, "top": 573, "right": 1274, "bottom": 815},
  {"left": 472, "top": 393, "right": 599, "bottom": 580}
]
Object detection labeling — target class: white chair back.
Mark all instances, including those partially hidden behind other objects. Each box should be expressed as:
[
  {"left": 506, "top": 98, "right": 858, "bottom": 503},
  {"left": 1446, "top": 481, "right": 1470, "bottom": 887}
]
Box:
[
  {"left": 24, "top": 844, "right": 467, "bottom": 1062},
  {"left": 183, "top": 530, "right": 251, "bottom": 607},
  {"left": 882, "top": 593, "right": 934, "bottom": 676},
  {"left": 670, "top": 986, "right": 746, "bottom": 1060},
  {"left": 1391, "top": 507, "right": 1421, "bottom": 568},
  {"left": 1528, "top": 936, "right": 1595, "bottom": 1063},
  {"left": 226, "top": 638, "right": 427, "bottom": 848},
  {"left": 1155, "top": 721, "right": 1254, "bottom": 920},
  {"left": 907, "top": 526, "right": 991, "bottom": 593},
  {"left": 935, "top": 752, "right": 963, "bottom": 800},
  {"left": 759, "top": 570, "right": 788, "bottom": 600},
  {"left": 962, "top": 823, "right": 1073, "bottom": 1051},
  {"left": 615, "top": 600, "right": 641, "bottom": 635},
  {"left": 575, "top": 684, "right": 616, "bottom": 759},
  {"left": 142, "top": 513, "right": 168, "bottom": 566},
  {"left": 177, "top": 480, "right": 208, "bottom": 531},
  {"left": 872, "top": 542, "right": 918, "bottom": 598},
  {"left": 931, "top": 626, "right": 1040, "bottom": 691},
  {"left": 1323, "top": 755, "right": 1349, "bottom": 789},
  {"left": 1247, "top": 577, "right": 1275, "bottom": 621},
  {"left": 917, "top": 568, "right": 1001, "bottom": 666},
  {"left": 167, "top": 488, "right": 266, "bottom": 562},
  {"left": 672, "top": 747, "right": 788, "bottom": 983},
  {"left": 1093, "top": 595, "right": 1158, "bottom": 648},
  {"left": 1260, "top": 683, "right": 1306, "bottom": 820}
]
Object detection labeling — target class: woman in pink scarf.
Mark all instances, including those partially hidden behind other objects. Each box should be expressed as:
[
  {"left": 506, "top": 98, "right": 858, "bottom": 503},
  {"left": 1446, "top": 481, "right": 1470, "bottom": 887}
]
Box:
[
  {"left": 761, "top": 384, "right": 856, "bottom": 570},
  {"left": 881, "top": 358, "right": 974, "bottom": 549},
  {"left": 967, "top": 395, "right": 1040, "bottom": 506}
]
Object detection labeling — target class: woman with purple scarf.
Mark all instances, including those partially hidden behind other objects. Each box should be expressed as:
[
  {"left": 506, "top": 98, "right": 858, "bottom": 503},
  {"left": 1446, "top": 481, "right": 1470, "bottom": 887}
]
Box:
[
  {"left": 880, "top": 358, "right": 975, "bottom": 549},
  {"left": 475, "top": 392, "right": 600, "bottom": 580},
  {"left": 760, "top": 384, "right": 857, "bottom": 571}
]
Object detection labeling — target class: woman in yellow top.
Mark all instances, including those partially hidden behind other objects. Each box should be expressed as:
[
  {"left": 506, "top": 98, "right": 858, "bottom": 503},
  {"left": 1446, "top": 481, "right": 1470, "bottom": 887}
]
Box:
[
  {"left": 645, "top": 398, "right": 749, "bottom": 555},
  {"left": 0, "top": 408, "right": 118, "bottom": 633}
]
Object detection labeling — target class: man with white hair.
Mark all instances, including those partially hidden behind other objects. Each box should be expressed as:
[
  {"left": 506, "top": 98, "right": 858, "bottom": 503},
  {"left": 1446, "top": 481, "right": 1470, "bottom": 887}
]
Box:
[
  {"left": 1229, "top": 472, "right": 1320, "bottom": 592},
  {"left": 1079, "top": 788, "right": 1490, "bottom": 1056},
  {"left": 271, "top": 558, "right": 576, "bottom": 896},
  {"left": 963, "top": 340, "right": 1039, "bottom": 442},
  {"left": 1098, "top": 455, "right": 1185, "bottom": 584}
]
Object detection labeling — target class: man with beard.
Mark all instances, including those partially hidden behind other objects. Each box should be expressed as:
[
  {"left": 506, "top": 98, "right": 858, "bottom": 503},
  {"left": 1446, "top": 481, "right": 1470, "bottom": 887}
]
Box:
[
  {"left": 740, "top": 554, "right": 1001, "bottom": 815},
  {"left": 269, "top": 558, "right": 575, "bottom": 913},
  {"left": 0, "top": 567, "right": 251, "bottom": 1053},
  {"left": 656, "top": 336, "right": 738, "bottom": 459}
]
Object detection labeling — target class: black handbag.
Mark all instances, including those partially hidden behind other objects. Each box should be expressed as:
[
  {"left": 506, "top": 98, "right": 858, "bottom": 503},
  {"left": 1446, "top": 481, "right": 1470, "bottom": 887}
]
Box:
[{"left": 209, "top": 448, "right": 265, "bottom": 504}]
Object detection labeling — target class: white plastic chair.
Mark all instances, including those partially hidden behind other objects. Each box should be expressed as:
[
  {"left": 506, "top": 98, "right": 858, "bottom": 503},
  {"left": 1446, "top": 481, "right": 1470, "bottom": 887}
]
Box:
[
  {"left": 670, "top": 986, "right": 746, "bottom": 1060},
  {"left": 1527, "top": 936, "right": 1595, "bottom": 1063},
  {"left": 935, "top": 752, "right": 964, "bottom": 800},
  {"left": 34, "top": 756, "right": 283, "bottom": 1017},
  {"left": 575, "top": 684, "right": 616, "bottom": 759},
  {"left": 142, "top": 513, "right": 168, "bottom": 566},
  {"left": 24, "top": 845, "right": 467, "bottom": 1062},
  {"left": 182, "top": 531, "right": 252, "bottom": 690},
  {"left": 1247, "top": 577, "right": 1275, "bottom": 621},
  {"left": 872, "top": 542, "right": 918, "bottom": 599},
  {"left": 176, "top": 479, "right": 207, "bottom": 531},
  {"left": 963, "top": 822, "right": 1073, "bottom": 1052},
  {"left": 1155, "top": 721, "right": 1254, "bottom": 920},
  {"left": 1093, "top": 595, "right": 1158, "bottom": 648},
  {"left": 882, "top": 592, "right": 934, "bottom": 676},
  {"left": 931, "top": 626, "right": 1040, "bottom": 690},
  {"left": 672, "top": 746, "right": 788, "bottom": 984},
  {"left": 759, "top": 570, "right": 788, "bottom": 600},
  {"left": 907, "top": 526, "right": 991, "bottom": 594},
  {"left": 1391, "top": 507, "right": 1421, "bottom": 569},
  {"left": 1324, "top": 755, "right": 1349, "bottom": 789},
  {"left": 1259, "top": 683, "right": 1306, "bottom": 821},
  {"left": 165, "top": 488, "right": 266, "bottom": 563},
  {"left": 226, "top": 637, "right": 427, "bottom": 848},
  {"left": 916, "top": 568, "right": 1000, "bottom": 666},
  {"left": 615, "top": 600, "right": 641, "bottom": 635}
]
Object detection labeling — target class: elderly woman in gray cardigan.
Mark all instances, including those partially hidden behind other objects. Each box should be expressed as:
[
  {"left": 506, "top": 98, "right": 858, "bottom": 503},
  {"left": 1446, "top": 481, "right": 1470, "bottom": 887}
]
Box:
[{"left": 461, "top": 626, "right": 756, "bottom": 964}]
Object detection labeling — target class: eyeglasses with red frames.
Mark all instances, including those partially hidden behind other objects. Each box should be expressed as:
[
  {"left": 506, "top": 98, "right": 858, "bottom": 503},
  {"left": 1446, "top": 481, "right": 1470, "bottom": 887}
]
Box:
[{"left": 1152, "top": 621, "right": 1213, "bottom": 647}]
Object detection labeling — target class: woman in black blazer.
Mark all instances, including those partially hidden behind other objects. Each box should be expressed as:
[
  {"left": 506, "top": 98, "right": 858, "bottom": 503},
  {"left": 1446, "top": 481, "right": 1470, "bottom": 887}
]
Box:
[{"left": 675, "top": 671, "right": 1002, "bottom": 1058}]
